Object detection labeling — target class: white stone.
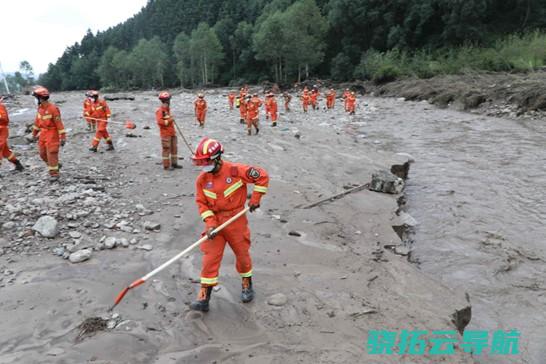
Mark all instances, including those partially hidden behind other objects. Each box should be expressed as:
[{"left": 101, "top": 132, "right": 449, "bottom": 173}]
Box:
[
  {"left": 69, "top": 249, "right": 92, "bottom": 263},
  {"left": 32, "top": 216, "right": 59, "bottom": 238}
]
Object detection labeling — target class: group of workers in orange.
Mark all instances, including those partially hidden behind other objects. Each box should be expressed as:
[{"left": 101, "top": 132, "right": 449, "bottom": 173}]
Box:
[{"left": 300, "top": 86, "right": 357, "bottom": 114}]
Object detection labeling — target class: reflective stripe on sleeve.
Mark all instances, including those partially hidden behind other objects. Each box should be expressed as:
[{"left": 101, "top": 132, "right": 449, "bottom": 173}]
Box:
[
  {"left": 203, "top": 190, "right": 217, "bottom": 199},
  {"left": 201, "top": 210, "right": 214, "bottom": 220},
  {"left": 254, "top": 185, "right": 268, "bottom": 193}
]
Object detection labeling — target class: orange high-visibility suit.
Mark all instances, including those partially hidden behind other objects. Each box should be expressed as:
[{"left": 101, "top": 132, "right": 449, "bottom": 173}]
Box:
[
  {"left": 196, "top": 160, "right": 269, "bottom": 286},
  {"left": 343, "top": 90, "right": 350, "bottom": 112},
  {"left": 239, "top": 96, "right": 247, "bottom": 123},
  {"left": 347, "top": 94, "right": 356, "bottom": 115},
  {"left": 83, "top": 98, "right": 95, "bottom": 130},
  {"left": 326, "top": 90, "right": 336, "bottom": 109},
  {"left": 155, "top": 105, "right": 178, "bottom": 169},
  {"left": 32, "top": 102, "right": 66, "bottom": 177},
  {"left": 310, "top": 90, "right": 319, "bottom": 110},
  {"left": 89, "top": 99, "right": 112, "bottom": 149},
  {"left": 228, "top": 93, "right": 235, "bottom": 110},
  {"left": 245, "top": 97, "right": 262, "bottom": 132},
  {"left": 0, "top": 101, "right": 21, "bottom": 168},
  {"left": 300, "top": 91, "right": 310, "bottom": 113},
  {"left": 265, "top": 96, "right": 278, "bottom": 122},
  {"left": 195, "top": 98, "right": 207, "bottom": 126}
]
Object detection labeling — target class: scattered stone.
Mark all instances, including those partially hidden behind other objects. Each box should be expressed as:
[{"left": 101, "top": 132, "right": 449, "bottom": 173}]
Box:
[
  {"left": 69, "top": 249, "right": 93, "bottom": 263},
  {"left": 369, "top": 170, "right": 405, "bottom": 194},
  {"left": 394, "top": 245, "right": 411, "bottom": 256},
  {"left": 118, "top": 238, "right": 129, "bottom": 247},
  {"left": 2, "top": 221, "right": 16, "bottom": 230},
  {"left": 137, "top": 244, "right": 153, "bottom": 251},
  {"left": 288, "top": 231, "right": 301, "bottom": 237},
  {"left": 32, "top": 216, "right": 59, "bottom": 238},
  {"left": 129, "top": 238, "right": 138, "bottom": 245},
  {"left": 143, "top": 221, "right": 160, "bottom": 231},
  {"left": 69, "top": 231, "right": 82, "bottom": 239},
  {"left": 104, "top": 237, "right": 117, "bottom": 249},
  {"left": 267, "top": 293, "right": 288, "bottom": 306}
]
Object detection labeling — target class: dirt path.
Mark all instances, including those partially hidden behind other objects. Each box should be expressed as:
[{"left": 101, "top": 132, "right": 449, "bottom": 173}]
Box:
[{"left": 1, "top": 91, "right": 472, "bottom": 363}]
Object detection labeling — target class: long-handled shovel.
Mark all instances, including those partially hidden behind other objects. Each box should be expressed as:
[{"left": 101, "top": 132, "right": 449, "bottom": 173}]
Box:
[
  {"left": 173, "top": 120, "right": 194, "bottom": 154},
  {"left": 81, "top": 116, "right": 136, "bottom": 129},
  {"left": 110, "top": 207, "right": 250, "bottom": 310}
]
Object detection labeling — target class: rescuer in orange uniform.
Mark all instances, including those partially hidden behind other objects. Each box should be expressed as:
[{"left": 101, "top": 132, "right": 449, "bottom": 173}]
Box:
[
  {"left": 194, "top": 93, "right": 207, "bottom": 127},
  {"left": 0, "top": 97, "right": 24, "bottom": 173},
  {"left": 83, "top": 91, "right": 96, "bottom": 131},
  {"left": 265, "top": 92, "right": 278, "bottom": 126},
  {"left": 343, "top": 88, "right": 351, "bottom": 112},
  {"left": 283, "top": 92, "right": 292, "bottom": 112},
  {"left": 300, "top": 87, "right": 310, "bottom": 113},
  {"left": 310, "top": 87, "right": 319, "bottom": 110},
  {"left": 191, "top": 137, "right": 269, "bottom": 311},
  {"left": 31, "top": 87, "right": 66, "bottom": 181},
  {"left": 88, "top": 90, "right": 114, "bottom": 152},
  {"left": 245, "top": 94, "right": 262, "bottom": 135},
  {"left": 155, "top": 91, "right": 182, "bottom": 170},
  {"left": 238, "top": 88, "right": 247, "bottom": 124},
  {"left": 326, "top": 88, "right": 336, "bottom": 110},
  {"left": 346, "top": 91, "right": 357, "bottom": 115},
  {"left": 228, "top": 92, "right": 235, "bottom": 110}
]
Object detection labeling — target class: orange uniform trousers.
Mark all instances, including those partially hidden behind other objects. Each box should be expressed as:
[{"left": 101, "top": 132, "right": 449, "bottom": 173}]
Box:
[
  {"left": 200, "top": 211, "right": 252, "bottom": 286},
  {"left": 92, "top": 123, "right": 112, "bottom": 148},
  {"left": 161, "top": 135, "right": 178, "bottom": 169},
  {"left": 39, "top": 141, "right": 60, "bottom": 177},
  {"left": 0, "top": 129, "right": 17, "bottom": 165}
]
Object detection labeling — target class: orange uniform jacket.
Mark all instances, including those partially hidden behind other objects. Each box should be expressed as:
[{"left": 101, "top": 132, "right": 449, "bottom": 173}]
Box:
[
  {"left": 83, "top": 99, "right": 92, "bottom": 118},
  {"left": 195, "top": 99, "right": 207, "bottom": 116},
  {"left": 246, "top": 97, "right": 262, "bottom": 121},
  {"left": 32, "top": 103, "right": 66, "bottom": 145},
  {"left": 228, "top": 94, "right": 235, "bottom": 105},
  {"left": 88, "top": 100, "right": 111, "bottom": 131},
  {"left": 266, "top": 97, "right": 278, "bottom": 120},
  {"left": 347, "top": 95, "right": 356, "bottom": 111},
  {"left": 0, "top": 102, "right": 10, "bottom": 147},
  {"left": 155, "top": 105, "right": 175, "bottom": 138},
  {"left": 196, "top": 160, "right": 269, "bottom": 229}
]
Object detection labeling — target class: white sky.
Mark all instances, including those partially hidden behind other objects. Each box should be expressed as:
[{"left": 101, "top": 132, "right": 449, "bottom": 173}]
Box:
[{"left": 0, "top": 0, "right": 148, "bottom": 75}]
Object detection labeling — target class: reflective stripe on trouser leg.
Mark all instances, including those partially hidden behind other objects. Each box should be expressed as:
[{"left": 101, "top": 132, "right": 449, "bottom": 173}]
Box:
[
  {"left": 223, "top": 214, "right": 252, "bottom": 278},
  {"left": 200, "top": 232, "right": 227, "bottom": 286},
  {"left": 170, "top": 136, "right": 178, "bottom": 164},
  {"left": 46, "top": 145, "right": 60, "bottom": 176},
  {"left": 161, "top": 137, "right": 171, "bottom": 168}
]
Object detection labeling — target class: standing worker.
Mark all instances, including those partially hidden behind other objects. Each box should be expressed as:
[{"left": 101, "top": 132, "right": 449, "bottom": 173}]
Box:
[
  {"left": 326, "top": 88, "right": 336, "bottom": 110},
  {"left": 83, "top": 91, "right": 96, "bottom": 131},
  {"left": 156, "top": 92, "right": 182, "bottom": 170},
  {"left": 283, "top": 92, "right": 292, "bottom": 112},
  {"left": 343, "top": 88, "right": 351, "bottom": 112},
  {"left": 88, "top": 90, "right": 114, "bottom": 152},
  {"left": 194, "top": 93, "right": 207, "bottom": 128},
  {"left": 346, "top": 91, "right": 357, "bottom": 115},
  {"left": 265, "top": 93, "right": 278, "bottom": 127},
  {"left": 0, "top": 97, "right": 24, "bottom": 173},
  {"left": 300, "top": 87, "right": 310, "bottom": 113},
  {"left": 228, "top": 92, "right": 235, "bottom": 110},
  {"left": 245, "top": 94, "right": 262, "bottom": 135},
  {"left": 310, "top": 87, "right": 319, "bottom": 110},
  {"left": 191, "top": 137, "right": 269, "bottom": 312},
  {"left": 31, "top": 86, "right": 66, "bottom": 181}
]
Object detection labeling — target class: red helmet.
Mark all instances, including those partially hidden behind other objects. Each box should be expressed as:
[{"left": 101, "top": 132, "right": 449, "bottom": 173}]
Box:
[
  {"left": 32, "top": 86, "right": 49, "bottom": 98},
  {"left": 159, "top": 91, "right": 171, "bottom": 101},
  {"left": 192, "top": 137, "right": 223, "bottom": 166}
]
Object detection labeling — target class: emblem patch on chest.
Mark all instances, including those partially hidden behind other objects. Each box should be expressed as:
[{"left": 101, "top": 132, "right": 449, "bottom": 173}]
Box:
[
  {"left": 205, "top": 182, "right": 213, "bottom": 189},
  {"left": 226, "top": 177, "right": 232, "bottom": 184}
]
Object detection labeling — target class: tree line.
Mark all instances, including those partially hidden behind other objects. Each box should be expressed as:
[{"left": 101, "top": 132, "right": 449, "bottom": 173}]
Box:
[{"left": 38, "top": 0, "right": 546, "bottom": 91}]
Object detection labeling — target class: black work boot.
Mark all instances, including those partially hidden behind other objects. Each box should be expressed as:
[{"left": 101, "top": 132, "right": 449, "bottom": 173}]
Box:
[
  {"left": 255, "top": 127, "right": 259, "bottom": 135},
  {"left": 241, "top": 277, "right": 254, "bottom": 303},
  {"left": 14, "top": 160, "right": 24, "bottom": 171},
  {"left": 171, "top": 164, "right": 183, "bottom": 169},
  {"left": 89, "top": 147, "right": 97, "bottom": 153},
  {"left": 272, "top": 122, "right": 277, "bottom": 127},
  {"left": 106, "top": 143, "right": 115, "bottom": 151},
  {"left": 190, "top": 285, "right": 213, "bottom": 312}
]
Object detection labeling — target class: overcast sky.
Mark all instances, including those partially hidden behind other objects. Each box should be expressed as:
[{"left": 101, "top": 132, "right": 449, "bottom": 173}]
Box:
[{"left": 0, "top": 0, "right": 148, "bottom": 75}]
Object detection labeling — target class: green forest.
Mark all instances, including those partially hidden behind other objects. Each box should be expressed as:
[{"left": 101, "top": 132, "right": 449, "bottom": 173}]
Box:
[{"left": 37, "top": 0, "right": 546, "bottom": 91}]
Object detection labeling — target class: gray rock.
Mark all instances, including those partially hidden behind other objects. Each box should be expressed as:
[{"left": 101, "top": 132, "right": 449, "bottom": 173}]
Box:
[
  {"left": 369, "top": 170, "right": 405, "bottom": 194},
  {"left": 137, "top": 244, "right": 153, "bottom": 251},
  {"left": 267, "top": 293, "right": 288, "bottom": 306},
  {"left": 129, "top": 238, "right": 138, "bottom": 245},
  {"left": 32, "top": 216, "right": 59, "bottom": 238},
  {"left": 104, "top": 237, "right": 117, "bottom": 249},
  {"left": 52, "top": 247, "right": 65, "bottom": 256},
  {"left": 2, "top": 221, "right": 16, "bottom": 230},
  {"left": 69, "top": 249, "right": 92, "bottom": 263},
  {"left": 68, "top": 231, "right": 82, "bottom": 239},
  {"left": 143, "top": 221, "right": 160, "bottom": 231},
  {"left": 118, "top": 238, "right": 129, "bottom": 247}
]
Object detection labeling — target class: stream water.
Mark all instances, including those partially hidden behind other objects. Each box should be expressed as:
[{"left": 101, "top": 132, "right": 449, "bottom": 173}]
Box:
[{"left": 358, "top": 97, "right": 546, "bottom": 364}]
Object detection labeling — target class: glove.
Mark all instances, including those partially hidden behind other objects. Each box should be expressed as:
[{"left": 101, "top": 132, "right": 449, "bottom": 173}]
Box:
[
  {"left": 206, "top": 227, "right": 217, "bottom": 240},
  {"left": 249, "top": 203, "right": 260, "bottom": 212},
  {"left": 60, "top": 140, "right": 66, "bottom": 147}
]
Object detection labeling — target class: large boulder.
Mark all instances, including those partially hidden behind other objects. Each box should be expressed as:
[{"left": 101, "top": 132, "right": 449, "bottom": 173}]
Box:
[
  {"left": 32, "top": 216, "right": 59, "bottom": 238},
  {"left": 369, "top": 170, "right": 405, "bottom": 194},
  {"left": 69, "top": 249, "right": 92, "bottom": 263}
]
